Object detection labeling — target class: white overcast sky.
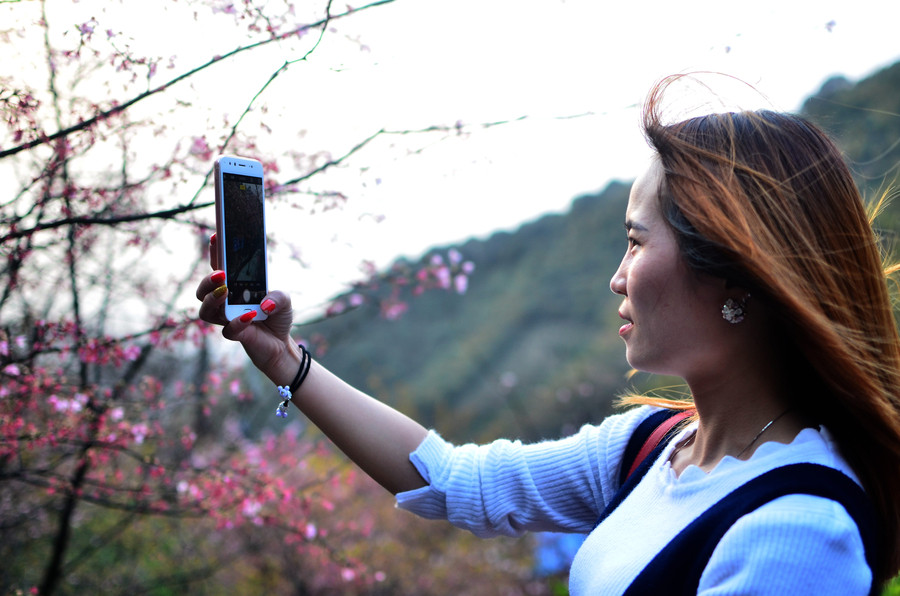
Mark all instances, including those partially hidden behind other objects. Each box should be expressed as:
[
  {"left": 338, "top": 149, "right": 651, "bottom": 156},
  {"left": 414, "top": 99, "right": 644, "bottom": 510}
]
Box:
[{"left": 269, "top": 0, "right": 900, "bottom": 309}]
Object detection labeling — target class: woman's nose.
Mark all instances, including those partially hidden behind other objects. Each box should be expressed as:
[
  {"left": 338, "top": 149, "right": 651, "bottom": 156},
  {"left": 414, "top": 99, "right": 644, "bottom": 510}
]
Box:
[{"left": 610, "top": 268, "right": 626, "bottom": 296}]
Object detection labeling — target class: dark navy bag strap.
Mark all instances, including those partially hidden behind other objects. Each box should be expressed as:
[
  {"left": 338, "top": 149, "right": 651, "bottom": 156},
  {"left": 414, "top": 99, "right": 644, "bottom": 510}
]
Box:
[
  {"left": 597, "top": 409, "right": 692, "bottom": 527},
  {"left": 617, "top": 409, "right": 693, "bottom": 487},
  {"left": 623, "top": 463, "right": 879, "bottom": 596},
  {"left": 623, "top": 409, "right": 694, "bottom": 482}
]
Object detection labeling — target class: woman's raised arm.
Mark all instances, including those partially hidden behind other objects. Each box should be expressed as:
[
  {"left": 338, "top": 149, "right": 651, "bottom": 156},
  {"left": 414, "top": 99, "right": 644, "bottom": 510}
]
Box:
[{"left": 196, "top": 237, "right": 429, "bottom": 494}]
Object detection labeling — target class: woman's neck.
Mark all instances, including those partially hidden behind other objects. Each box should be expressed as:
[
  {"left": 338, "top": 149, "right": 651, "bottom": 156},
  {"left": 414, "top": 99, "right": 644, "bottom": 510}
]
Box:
[{"left": 671, "top": 367, "right": 802, "bottom": 475}]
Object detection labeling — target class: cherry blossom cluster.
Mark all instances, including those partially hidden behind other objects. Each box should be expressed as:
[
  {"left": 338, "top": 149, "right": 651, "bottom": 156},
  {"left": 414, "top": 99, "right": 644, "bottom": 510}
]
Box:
[
  {"left": 1, "top": 315, "right": 382, "bottom": 589},
  {"left": 325, "top": 248, "right": 476, "bottom": 320},
  {"left": 1, "top": 0, "right": 469, "bottom": 590}
]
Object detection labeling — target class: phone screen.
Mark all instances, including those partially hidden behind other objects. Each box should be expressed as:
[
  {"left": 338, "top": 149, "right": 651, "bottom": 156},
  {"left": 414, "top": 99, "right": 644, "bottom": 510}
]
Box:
[{"left": 222, "top": 171, "right": 267, "bottom": 305}]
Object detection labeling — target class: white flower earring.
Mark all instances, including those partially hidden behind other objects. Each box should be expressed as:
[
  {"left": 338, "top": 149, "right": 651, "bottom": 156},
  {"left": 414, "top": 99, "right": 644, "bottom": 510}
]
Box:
[{"left": 722, "top": 294, "right": 750, "bottom": 324}]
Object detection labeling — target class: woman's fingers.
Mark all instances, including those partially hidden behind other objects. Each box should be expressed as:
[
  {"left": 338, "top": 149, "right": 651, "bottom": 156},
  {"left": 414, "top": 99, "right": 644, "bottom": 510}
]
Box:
[
  {"left": 221, "top": 310, "right": 258, "bottom": 342},
  {"left": 197, "top": 280, "right": 293, "bottom": 340},
  {"left": 197, "top": 270, "right": 228, "bottom": 325},
  {"left": 209, "top": 233, "right": 220, "bottom": 271},
  {"left": 196, "top": 270, "right": 226, "bottom": 301},
  {"left": 259, "top": 290, "right": 294, "bottom": 338},
  {"left": 196, "top": 244, "right": 294, "bottom": 346}
]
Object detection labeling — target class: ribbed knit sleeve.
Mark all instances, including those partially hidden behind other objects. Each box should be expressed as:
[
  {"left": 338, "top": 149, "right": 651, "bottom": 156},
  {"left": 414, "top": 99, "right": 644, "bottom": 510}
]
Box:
[{"left": 395, "top": 406, "right": 657, "bottom": 538}]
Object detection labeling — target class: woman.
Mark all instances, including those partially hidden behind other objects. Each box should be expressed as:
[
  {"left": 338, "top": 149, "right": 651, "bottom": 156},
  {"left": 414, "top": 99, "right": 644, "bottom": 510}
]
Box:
[{"left": 197, "top": 77, "right": 900, "bottom": 593}]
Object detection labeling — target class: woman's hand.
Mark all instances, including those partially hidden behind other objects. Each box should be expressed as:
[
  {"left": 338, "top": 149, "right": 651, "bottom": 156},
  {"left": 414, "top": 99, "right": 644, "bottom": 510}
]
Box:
[
  {"left": 195, "top": 234, "right": 300, "bottom": 386},
  {"left": 197, "top": 236, "right": 429, "bottom": 494}
]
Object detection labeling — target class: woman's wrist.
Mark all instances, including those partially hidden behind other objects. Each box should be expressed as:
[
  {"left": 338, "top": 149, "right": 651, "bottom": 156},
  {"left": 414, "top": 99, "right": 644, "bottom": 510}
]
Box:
[
  {"left": 274, "top": 343, "right": 312, "bottom": 418},
  {"left": 260, "top": 338, "right": 303, "bottom": 388}
]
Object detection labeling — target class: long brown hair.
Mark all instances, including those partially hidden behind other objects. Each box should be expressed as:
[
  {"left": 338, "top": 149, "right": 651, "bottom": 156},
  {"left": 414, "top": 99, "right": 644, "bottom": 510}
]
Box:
[{"left": 635, "top": 75, "right": 900, "bottom": 585}]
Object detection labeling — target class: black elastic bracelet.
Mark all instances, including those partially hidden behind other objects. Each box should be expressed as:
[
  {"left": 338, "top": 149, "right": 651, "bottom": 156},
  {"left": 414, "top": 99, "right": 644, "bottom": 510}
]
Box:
[{"left": 275, "top": 344, "right": 311, "bottom": 419}]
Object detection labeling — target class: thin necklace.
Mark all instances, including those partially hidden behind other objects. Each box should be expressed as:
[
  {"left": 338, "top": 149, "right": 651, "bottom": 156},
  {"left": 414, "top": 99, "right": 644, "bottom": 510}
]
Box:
[
  {"left": 672, "top": 408, "right": 792, "bottom": 462},
  {"left": 735, "top": 408, "right": 792, "bottom": 458}
]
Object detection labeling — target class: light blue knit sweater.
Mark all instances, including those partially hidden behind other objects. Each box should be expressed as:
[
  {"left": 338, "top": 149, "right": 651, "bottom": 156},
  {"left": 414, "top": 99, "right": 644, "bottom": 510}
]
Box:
[{"left": 396, "top": 406, "right": 871, "bottom": 594}]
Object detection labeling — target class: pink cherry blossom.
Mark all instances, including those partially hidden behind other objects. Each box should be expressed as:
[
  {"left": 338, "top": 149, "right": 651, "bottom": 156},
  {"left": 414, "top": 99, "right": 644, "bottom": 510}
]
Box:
[{"left": 454, "top": 274, "right": 468, "bottom": 294}]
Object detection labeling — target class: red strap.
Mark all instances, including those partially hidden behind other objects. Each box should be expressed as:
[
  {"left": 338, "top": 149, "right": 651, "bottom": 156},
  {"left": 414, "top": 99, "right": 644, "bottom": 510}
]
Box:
[{"left": 626, "top": 410, "right": 694, "bottom": 479}]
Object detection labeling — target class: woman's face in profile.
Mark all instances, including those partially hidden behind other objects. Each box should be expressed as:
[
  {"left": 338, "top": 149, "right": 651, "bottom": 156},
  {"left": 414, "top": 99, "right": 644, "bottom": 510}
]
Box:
[{"left": 609, "top": 159, "right": 732, "bottom": 380}]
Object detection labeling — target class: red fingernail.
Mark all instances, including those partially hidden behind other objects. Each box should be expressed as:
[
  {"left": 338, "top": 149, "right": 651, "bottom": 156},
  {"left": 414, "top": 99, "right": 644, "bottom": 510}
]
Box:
[
  {"left": 211, "top": 270, "right": 225, "bottom": 284},
  {"left": 261, "top": 298, "right": 276, "bottom": 314},
  {"left": 239, "top": 310, "right": 257, "bottom": 323},
  {"left": 210, "top": 233, "right": 217, "bottom": 245}
]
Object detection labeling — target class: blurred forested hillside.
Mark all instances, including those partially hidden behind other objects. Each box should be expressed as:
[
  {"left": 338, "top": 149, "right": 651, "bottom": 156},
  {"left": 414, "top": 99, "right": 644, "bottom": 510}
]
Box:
[
  {"left": 804, "top": 63, "right": 900, "bottom": 192},
  {"left": 300, "top": 181, "right": 633, "bottom": 444},
  {"left": 297, "top": 62, "right": 900, "bottom": 445}
]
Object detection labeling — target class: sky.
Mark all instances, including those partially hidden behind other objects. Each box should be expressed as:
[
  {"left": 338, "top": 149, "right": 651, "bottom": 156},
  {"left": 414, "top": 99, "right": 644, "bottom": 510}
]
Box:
[
  {"left": 6, "top": 0, "right": 900, "bottom": 316},
  {"left": 264, "top": 0, "right": 900, "bottom": 310}
]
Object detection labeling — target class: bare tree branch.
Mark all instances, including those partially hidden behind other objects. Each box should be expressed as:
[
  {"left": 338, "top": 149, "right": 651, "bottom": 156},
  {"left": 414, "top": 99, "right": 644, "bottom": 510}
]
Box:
[
  {"left": 0, "top": 0, "right": 397, "bottom": 160},
  {"left": 0, "top": 201, "right": 212, "bottom": 243},
  {"left": 0, "top": 119, "right": 525, "bottom": 243},
  {"left": 219, "top": 0, "right": 337, "bottom": 155}
]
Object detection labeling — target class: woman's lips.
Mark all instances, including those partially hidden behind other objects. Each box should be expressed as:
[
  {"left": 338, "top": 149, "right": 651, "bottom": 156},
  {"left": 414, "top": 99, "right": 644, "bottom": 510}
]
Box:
[{"left": 618, "top": 311, "right": 633, "bottom": 336}]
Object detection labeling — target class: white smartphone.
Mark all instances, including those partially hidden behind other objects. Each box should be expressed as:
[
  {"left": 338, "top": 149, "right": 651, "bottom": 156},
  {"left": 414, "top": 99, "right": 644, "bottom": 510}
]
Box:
[{"left": 214, "top": 155, "right": 269, "bottom": 321}]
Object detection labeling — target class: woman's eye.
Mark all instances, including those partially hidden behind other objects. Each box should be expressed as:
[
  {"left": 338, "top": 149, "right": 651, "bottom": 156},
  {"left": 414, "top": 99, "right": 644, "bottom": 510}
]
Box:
[{"left": 627, "top": 236, "right": 640, "bottom": 249}]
